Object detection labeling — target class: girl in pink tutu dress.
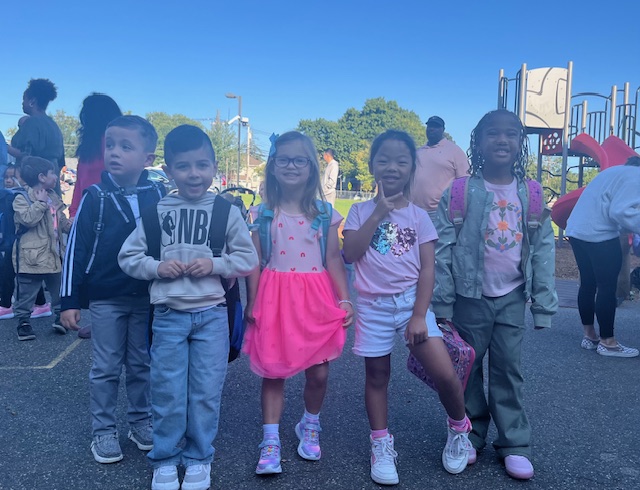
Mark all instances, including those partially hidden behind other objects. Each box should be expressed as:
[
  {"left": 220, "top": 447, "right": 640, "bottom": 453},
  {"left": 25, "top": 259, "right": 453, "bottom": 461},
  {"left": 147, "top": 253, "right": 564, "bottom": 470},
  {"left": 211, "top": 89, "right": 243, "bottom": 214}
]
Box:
[{"left": 243, "top": 131, "right": 354, "bottom": 476}]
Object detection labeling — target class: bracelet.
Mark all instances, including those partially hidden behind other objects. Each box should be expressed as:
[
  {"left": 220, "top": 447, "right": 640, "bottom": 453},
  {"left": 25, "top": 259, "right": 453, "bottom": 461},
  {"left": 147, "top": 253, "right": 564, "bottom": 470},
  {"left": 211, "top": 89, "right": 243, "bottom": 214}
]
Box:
[{"left": 338, "top": 299, "right": 353, "bottom": 307}]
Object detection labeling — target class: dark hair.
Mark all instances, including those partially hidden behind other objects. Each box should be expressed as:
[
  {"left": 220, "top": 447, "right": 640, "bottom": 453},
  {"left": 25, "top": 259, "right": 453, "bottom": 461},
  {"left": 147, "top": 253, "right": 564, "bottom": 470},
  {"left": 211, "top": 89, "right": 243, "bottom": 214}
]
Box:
[
  {"left": 368, "top": 130, "right": 417, "bottom": 195},
  {"left": 76, "top": 94, "right": 123, "bottom": 161},
  {"left": 265, "top": 131, "right": 323, "bottom": 219},
  {"left": 625, "top": 156, "right": 640, "bottom": 167},
  {"left": 468, "top": 109, "right": 529, "bottom": 180},
  {"left": 164, "top": 125, "right": 216, "bottom": 166},
  {"left": 106, "top": 115, "right": 158, "bottom": 153},
  {"left": 24, "top": 79, "right": 58, "bottom": 111},
  {"left": 19, "top": 156, "right": 55, "bottom": 187},
  {"left": 324, "top": 148, "right": 335, "bottom": 158},
  {"left": 3, "top": 163, "right": 16, "bottom": 178}
]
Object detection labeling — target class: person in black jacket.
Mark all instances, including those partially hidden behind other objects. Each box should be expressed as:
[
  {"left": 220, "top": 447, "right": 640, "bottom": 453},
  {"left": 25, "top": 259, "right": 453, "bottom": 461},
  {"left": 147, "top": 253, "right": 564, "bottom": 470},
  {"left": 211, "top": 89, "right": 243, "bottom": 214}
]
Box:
[{"left": 60, "top": 115, "right": 165, "bottom": 464}]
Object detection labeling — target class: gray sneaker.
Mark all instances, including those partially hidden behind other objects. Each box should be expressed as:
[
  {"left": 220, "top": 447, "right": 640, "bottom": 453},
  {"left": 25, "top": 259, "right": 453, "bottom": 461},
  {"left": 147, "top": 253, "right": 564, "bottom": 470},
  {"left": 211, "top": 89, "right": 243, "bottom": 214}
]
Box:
[
  {"left": 17, "top": 322, "right": 36, "bottom": 341},
  {"left": 91, "top": 433, "right": 123, "bottom": 464},
  {"left": 128, "top": 422, "right": 153, "bottom": 451},
  {"left": 52, "top": 315, "right": 66, "bottom": 335}
]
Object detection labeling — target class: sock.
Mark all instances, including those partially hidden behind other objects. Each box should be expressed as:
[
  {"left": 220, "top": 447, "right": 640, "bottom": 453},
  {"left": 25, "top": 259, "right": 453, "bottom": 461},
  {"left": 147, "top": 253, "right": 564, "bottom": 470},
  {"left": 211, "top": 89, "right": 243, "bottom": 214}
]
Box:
[
  {"left": 448, "top": 416, "right": 471, "bottom": 432},
  {"left": 303, "top": 409, "right": 320, "bottom": 425},
  {"left": 371, "top": 428, "right": 389, "bottom": 440},
  {"left": 262, "top": 424, "right": 279, "bottom": 442}
]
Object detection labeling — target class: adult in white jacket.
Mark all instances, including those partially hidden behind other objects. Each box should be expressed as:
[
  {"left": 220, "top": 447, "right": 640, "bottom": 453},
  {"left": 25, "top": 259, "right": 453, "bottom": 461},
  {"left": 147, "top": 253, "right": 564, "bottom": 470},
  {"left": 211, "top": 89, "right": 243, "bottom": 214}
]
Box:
[{"left": 565, "top": 159, "right": 640, "bottom": 358}]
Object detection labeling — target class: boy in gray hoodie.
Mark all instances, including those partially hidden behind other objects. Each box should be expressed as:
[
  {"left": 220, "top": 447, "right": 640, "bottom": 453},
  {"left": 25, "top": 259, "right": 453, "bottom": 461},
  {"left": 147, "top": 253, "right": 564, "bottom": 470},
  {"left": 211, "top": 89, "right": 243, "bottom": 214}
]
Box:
[{"left": 118, "top": 125, "right": 257, "bottom": 490}]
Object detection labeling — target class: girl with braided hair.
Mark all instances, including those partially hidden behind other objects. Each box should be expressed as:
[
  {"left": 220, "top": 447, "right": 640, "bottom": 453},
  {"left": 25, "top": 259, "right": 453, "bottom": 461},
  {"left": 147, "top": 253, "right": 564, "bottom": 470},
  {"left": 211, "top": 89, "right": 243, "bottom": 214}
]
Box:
[{"left": 433, "top": 109, "right": 558, "bottom": 480}]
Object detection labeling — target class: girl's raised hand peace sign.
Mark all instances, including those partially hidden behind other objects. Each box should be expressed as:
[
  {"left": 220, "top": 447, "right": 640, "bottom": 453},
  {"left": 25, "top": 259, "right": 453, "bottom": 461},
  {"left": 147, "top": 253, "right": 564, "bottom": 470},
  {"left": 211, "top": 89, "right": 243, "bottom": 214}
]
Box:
[{"left": 372, "top": 181, "right": 403, "bottom": 221}]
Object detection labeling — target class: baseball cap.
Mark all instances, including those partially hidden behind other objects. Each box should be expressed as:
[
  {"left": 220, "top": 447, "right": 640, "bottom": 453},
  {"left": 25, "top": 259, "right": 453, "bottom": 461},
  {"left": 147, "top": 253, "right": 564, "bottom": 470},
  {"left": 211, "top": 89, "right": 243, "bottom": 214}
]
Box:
[{"left": 426, "top": 116, "right": 445, "bottom": 127}]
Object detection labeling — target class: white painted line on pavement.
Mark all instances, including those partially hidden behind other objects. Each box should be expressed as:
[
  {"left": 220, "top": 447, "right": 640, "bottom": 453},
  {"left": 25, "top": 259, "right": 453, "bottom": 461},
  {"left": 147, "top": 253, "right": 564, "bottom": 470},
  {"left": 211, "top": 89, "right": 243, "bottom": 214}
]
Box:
[{"left": 0, "top": 338, "right": 83, "bottom": 370}]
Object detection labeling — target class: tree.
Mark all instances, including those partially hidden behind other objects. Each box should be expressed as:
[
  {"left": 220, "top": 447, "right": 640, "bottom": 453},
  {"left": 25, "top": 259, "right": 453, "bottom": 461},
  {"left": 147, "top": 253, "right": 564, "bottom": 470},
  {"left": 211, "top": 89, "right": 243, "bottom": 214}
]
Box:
[
  {"left": 297, "top": 98, "right": 426, "bottom": 189},
  {"left": 52, "top": 110, "right": 79, "bottom": 157},
  {"left": 146, "top": 112, "right": 203, "bottom": 165}
]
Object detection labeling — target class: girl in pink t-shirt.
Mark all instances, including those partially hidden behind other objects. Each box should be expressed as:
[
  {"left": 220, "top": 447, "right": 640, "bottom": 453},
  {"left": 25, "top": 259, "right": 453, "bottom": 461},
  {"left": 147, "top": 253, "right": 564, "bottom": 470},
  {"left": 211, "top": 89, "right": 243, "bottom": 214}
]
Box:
[
  {"left": 243, "top": 131, "right": 353, "bottom": 476},
  {"left": 343, "top": 130, "right": 471, "bottom": 485}
]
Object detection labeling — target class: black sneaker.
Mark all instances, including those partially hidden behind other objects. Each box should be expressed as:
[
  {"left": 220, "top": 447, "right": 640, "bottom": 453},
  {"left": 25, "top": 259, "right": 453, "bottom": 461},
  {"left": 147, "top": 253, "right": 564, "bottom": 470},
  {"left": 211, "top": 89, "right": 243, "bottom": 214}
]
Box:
[
  {"left": 17, "top": 322, "right": 36, "bottom": 341},
  {"left": 52, "top": 315, "right": 66, "bottom": 335}
]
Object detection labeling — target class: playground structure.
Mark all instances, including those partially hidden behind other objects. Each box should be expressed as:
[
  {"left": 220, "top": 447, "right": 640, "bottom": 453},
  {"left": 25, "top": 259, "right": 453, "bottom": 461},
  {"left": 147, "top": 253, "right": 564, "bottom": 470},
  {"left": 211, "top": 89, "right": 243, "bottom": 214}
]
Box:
[{"left": 497, "top": 62, "right": 640, "bottom": 234}]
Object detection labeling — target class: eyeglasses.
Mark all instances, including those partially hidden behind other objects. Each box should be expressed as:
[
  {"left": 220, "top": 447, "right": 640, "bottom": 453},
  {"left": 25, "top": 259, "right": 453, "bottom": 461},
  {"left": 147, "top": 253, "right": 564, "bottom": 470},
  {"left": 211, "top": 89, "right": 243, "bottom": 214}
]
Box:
[{"left": 274, "top": 157, "right": 311, "bottom": 168}]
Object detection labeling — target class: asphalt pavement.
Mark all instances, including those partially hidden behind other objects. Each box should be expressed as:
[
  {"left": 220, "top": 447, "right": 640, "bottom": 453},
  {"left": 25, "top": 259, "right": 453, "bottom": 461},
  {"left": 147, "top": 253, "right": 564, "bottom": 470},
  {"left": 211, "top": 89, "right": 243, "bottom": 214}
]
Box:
[{"left": 1, "top": 294, "right": 639, "bottom": 490}]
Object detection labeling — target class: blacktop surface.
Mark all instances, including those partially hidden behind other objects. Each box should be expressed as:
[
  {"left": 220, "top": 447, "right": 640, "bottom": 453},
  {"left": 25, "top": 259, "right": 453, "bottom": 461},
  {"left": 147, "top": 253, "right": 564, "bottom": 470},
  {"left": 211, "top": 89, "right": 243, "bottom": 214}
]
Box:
[{"left": 1, "top": 280, "right": 639, "bottom": 490}]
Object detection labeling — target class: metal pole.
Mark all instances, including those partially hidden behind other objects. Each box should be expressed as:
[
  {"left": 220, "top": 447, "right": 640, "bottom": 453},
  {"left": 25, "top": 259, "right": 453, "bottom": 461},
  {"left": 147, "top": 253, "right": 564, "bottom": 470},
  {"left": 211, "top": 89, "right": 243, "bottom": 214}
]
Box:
[
  {"left": 498, "top": 68, "right": 504, "bottom": 108},
  {"left": 246, "top": 125, "right": 251, "bottom": 186},
  {"left": 558, "top": 61, "right": 573, "bottom": 242},
  {"left": 610, "top": 85, "right": 617, "bottom": 136},
  {"left": 237, "top": 96, "right": 242, "bottom": 186},
  {"left": 518, "top": 63, "right": 527, "bottom": 123}
]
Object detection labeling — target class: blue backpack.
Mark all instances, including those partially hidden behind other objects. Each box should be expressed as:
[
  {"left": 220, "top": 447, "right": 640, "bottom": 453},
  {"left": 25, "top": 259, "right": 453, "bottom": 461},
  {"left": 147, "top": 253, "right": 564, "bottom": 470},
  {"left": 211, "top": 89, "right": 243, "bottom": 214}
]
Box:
[
  {"left": 0, "top": 188, "right": 31, "bottom": 255},
  {"left": 253, "top": 200, "right": 332, "bottom": 270}
]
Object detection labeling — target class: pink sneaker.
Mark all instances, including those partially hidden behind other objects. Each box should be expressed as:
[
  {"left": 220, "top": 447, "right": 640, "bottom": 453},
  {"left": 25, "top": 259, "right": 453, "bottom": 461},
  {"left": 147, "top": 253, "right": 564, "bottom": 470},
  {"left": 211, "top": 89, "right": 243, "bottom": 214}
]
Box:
[
  {"left": 468, "top": 446, "right": 477, "bottom": 465},
  {"left": 0, "top": 306, "right": 14, "bottom": 320},
  {"left": 31, "top": 303, "right": 52, "bottom": 319},
  {"left": 505, "top": 455, "right": 534, "bottom": 480}
]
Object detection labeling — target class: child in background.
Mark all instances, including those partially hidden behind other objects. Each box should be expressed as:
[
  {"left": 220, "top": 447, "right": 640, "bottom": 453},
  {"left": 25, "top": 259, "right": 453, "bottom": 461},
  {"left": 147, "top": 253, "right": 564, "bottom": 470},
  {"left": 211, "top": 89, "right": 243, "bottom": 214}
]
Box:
[
  {"left": 69, "top": 93, "right": 123, "bottom": 219},
  {"left": 342, "top": 130, "right": 471, "bottom": 485},
  {"left": 0, "top": 164, "right": 52, "bottom": 320},
  {"left": 433, "top": 110, "right": 557, "bottom": 480},
  {"left": 12, "top": 157, "right": 71, "bottom": 340},
  {"left": 243, "top": 131, "right": 353, "bottom": 475},
  {"left": 60, "top": 115, "right": 164, "bottom": 464},
  {"left": 119, "top": 125, "right": 257, "bottom": 490}
]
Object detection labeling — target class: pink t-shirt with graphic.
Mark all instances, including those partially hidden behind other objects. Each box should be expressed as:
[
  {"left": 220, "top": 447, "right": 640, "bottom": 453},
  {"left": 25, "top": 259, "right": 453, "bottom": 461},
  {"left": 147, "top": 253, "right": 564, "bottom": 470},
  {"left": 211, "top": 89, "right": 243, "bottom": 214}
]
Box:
[
  {"left": 250, "top": 207, "right": 343, "bottom": 273},
  {"left": 482, "top": 179, "right": 525, "bottom": 297},
  {"left": 344, "top": 200, "right": 438, "bottom": 296}
]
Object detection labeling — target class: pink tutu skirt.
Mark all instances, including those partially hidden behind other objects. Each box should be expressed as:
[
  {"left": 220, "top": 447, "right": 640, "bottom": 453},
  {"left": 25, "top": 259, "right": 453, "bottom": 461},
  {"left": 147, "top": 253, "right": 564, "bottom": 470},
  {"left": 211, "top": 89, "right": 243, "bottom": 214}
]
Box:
[{"left": 243, "top": 269, "right": 347, "bottom": 379}]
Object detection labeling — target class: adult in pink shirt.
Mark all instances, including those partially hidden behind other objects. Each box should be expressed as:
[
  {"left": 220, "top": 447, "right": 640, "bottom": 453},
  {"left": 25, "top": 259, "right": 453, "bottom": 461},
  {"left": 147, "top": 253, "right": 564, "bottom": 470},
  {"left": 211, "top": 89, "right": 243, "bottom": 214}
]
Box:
[
  {"left": 410, "top": 116, "right": 469, "bottom": 218},
  {"left": 69, "top": 94, "right": 122, "bottom": 218}
]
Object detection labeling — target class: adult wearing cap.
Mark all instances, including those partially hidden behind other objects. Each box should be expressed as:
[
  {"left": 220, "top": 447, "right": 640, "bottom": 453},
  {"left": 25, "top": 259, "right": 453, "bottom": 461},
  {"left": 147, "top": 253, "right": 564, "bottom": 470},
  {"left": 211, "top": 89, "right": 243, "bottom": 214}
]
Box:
[
  {"left": 322, "top": 148, "right": 339, "bottom": 206},
  {"left": 410, "top": 116, "right": 469, "bottom": 220}
]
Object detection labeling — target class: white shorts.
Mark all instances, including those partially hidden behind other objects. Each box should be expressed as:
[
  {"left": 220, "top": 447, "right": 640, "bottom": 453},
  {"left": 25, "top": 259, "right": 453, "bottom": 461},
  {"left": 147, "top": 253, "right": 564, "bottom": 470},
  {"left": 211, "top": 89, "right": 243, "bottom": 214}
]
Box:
[{"left": 352, "top": 285, "right": 442, "bottom": 357}]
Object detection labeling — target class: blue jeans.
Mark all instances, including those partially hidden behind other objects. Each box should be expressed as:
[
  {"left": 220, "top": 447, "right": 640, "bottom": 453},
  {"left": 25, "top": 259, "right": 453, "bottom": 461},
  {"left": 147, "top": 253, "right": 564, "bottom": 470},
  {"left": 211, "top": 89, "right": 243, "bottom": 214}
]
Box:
[{"left": 147, "top": 305, "right": 229, "bottom": 468}]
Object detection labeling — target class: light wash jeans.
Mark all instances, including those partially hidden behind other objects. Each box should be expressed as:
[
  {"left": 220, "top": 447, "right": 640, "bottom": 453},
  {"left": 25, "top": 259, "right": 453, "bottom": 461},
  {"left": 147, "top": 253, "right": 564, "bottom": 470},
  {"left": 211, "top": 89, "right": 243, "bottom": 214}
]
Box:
[{"left": 147, "top": 304, "right": 229, "bottom": 468}]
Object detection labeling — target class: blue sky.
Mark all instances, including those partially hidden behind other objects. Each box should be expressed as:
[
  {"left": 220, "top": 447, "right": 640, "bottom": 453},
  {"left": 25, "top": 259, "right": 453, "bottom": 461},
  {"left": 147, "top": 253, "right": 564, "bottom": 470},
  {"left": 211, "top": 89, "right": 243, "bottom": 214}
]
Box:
[{"left": 2, "top": 0, "right": 639, "bottom": 154}]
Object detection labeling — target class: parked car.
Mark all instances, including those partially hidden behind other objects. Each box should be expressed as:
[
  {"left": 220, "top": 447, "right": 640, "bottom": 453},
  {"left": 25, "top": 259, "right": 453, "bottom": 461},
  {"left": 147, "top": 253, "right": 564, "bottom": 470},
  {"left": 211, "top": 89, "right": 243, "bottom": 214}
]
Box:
[
  {"left": 145, "top": 166, "right": 176, "bottom": 193},
  {"left": 61, "top": 167, "right": 77, "bottom": 185}
]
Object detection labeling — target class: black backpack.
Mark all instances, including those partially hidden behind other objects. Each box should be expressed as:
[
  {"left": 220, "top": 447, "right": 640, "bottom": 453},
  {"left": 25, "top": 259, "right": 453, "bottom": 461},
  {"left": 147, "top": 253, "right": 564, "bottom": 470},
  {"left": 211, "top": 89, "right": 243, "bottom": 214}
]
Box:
[
  {"left": 141, "top": 195, "right": 245, "bottom": 362},
  {"left": 0, "top": 187, "right": 31, "bottom": 257}
]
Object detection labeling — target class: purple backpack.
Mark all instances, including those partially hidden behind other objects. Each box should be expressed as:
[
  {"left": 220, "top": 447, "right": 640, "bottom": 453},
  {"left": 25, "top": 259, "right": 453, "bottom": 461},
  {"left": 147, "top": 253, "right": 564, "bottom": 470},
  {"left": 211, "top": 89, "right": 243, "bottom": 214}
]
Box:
[{"left": 448, "top": 176, "right": 545, "bottom": 235}]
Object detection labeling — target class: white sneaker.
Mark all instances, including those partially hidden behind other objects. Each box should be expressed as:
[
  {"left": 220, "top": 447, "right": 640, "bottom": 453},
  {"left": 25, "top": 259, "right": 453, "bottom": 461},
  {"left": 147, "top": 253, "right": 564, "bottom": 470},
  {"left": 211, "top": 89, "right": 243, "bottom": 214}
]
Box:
[
  {"left": 182, "top": 463, "right": 211, "bottom": 490},
  {"left": 370, "top": 434, "right": 399, "bottom": 485},
  {"left": 596, "top": 342, "right": 639, "bottom": 358},
  {"left": 442, "top": 426, "right": 471, "bottom": 474},
  {"left": 151, "top": 465, "right": 179, "bottom": 490}
]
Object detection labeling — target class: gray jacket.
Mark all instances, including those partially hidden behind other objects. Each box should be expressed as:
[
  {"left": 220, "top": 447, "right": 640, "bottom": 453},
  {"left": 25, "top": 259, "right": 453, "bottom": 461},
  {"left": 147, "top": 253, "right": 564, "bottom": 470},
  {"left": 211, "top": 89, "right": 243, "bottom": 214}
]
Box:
[{"left": 432, "top": 174, "right": 558, "bottom": 328}]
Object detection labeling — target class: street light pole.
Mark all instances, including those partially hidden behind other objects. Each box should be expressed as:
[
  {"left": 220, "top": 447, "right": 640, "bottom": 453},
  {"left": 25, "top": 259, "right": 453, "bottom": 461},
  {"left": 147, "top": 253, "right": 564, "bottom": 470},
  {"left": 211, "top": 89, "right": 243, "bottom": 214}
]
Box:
[{"left": 225, "top": 93, "right": 242, "bottom": 186}]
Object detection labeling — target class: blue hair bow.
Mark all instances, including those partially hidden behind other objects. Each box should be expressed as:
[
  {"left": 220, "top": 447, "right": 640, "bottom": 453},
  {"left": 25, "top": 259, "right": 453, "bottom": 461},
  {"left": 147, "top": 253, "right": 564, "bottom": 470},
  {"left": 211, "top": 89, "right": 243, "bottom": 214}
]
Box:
[{"left": 268, "top": 133, "right": 279, "bottom": 157}]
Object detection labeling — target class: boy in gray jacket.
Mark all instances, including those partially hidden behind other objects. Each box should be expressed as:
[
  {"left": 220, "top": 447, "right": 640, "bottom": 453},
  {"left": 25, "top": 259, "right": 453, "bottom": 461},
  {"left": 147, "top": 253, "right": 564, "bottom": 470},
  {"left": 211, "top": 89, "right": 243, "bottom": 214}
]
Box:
[{"left": 118, "top": 125, "right": 257, "bottom": 490}]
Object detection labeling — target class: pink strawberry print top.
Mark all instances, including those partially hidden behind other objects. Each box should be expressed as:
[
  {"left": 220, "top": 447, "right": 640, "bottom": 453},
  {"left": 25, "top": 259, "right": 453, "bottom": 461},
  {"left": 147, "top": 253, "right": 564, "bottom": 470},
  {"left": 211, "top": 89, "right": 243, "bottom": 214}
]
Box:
[
  {"left": 250, "top": 207, "right": 343, "bottom": 273},
  {"left": 344, "top": 200, "right": 438, "bottom": 295}
]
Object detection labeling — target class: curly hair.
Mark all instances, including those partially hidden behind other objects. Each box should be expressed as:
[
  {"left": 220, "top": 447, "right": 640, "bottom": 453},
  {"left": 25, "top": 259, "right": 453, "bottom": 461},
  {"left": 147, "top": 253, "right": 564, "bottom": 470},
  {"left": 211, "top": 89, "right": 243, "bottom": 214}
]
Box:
[
  {"left": 468, "top": 109, "right": 529, "bottom": 181},
  {"left": 24, "top": 79, "right": 58, "bottom": 111}
]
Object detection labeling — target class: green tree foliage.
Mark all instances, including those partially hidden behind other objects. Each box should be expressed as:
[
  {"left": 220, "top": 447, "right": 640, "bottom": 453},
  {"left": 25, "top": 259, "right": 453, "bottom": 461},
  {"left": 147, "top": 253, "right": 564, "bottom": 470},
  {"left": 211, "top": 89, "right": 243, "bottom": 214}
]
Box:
[
  {"left": 52, "top": 110, "right": 79, "bottom": 157},
  {"left": 146, "top": 112, "right": 203, "bottom": 165},
  {"left": 297, "top": 98, "right": 426, "bottom": 189},
  {"left": 527, "top": 155, "right": 599, "bottom": 203}
]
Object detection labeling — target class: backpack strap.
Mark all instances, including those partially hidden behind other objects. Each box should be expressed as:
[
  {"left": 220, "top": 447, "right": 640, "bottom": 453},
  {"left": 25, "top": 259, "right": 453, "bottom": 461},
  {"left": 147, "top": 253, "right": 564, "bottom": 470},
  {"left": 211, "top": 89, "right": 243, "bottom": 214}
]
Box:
[
  {"left": 84, "top": 185, "right": 108, "bottom": 274},
  {"left": 141, "top": 202, "right": 161, "bottom": 260},
  {"left": 525, "top": 179, "right": 545, "bottom": 231},
  {"left": 448, "top": 177, "right": 469, "bottom": 236},
  {"left": 257, "top": 203, "right": 274, "bottom": 270},
  {"left": 311, "top": 199, "right": 332, "bottom": 268},
  {"left": 209, "top": 195, "right": 231, "bottom": 258}
]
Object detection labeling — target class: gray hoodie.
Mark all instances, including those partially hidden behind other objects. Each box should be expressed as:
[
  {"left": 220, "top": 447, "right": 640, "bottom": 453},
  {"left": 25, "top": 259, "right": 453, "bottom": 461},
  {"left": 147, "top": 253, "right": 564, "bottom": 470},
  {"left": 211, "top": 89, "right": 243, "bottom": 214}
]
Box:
[{"left": 118, "top": 191, "right": 258, "bottom": 310}]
